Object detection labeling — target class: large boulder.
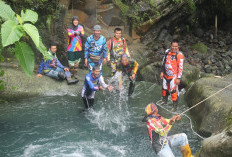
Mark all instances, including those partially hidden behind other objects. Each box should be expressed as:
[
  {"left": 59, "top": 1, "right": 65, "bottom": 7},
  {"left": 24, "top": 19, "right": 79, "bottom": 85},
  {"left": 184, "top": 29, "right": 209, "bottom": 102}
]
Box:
[
  {"left": 185, "top": 74, "right": 232, "bottom": 156},
  {"left": 0, "top": 67, "right": 88, "bottom": 101}
]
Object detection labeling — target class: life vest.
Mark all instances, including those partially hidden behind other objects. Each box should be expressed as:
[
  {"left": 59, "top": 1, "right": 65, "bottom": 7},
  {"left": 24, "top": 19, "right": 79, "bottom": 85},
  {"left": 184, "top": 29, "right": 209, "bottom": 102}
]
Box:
[{"left": 161, "top": 49, "right": 184, "bottom": 79}]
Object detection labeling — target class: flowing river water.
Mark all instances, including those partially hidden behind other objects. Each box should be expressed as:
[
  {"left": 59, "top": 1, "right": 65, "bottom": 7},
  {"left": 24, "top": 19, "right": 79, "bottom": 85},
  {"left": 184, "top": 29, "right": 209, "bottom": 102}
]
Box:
[{"left": 0, "top": 81, "right": 201, "bottom": 157}]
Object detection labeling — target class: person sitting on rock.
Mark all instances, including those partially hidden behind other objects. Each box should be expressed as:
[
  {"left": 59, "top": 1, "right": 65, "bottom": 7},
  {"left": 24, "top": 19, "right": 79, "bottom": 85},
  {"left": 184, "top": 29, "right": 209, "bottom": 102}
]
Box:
[
  {"left": 143, "top": 103, "right": 194, "bottom": 157},
  {"left": 160, "top": 39, "right": 184, "bottom": 111},
  {"left": 84, "top": 25, "right": 107, "bottom": 72},
  {"left": 107, "top": 27, "right": 130, "bottom": 76},
  {"left": 81, "top": 65, "right": 113, "bottom": 109},
  {"left": 112, "top": 54, "right": 139, "bottom": 96},
  {"left": 37, "top": 43, "right": 79, "bottom": 85}
]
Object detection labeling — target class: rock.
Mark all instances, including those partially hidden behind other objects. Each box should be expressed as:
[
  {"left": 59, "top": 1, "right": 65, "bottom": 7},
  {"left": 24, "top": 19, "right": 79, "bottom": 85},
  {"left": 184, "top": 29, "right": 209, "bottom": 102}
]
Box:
[
  {"left": 219, "top": 41, "right": 225, "bottom": 47},
  {"left": 0, "top": 67, "right": 88, "bottom": 101},
  {"left": 194, "top": 28, "right": 204, "bottom": 38},
  {"left": 84, "top": 0, "right": 97, "bottom": 15},
  {"left": 109, "top": 16, "right": 125, "bottom": 26},
  {"left": 157, "top": 29, "right": 172, "bottom": 42},
  {"left": 185, "top": 74, "right": 232, "bottom": 156},
  {"left": 205, "top": 67, "right": 211, "bottom": 73}
]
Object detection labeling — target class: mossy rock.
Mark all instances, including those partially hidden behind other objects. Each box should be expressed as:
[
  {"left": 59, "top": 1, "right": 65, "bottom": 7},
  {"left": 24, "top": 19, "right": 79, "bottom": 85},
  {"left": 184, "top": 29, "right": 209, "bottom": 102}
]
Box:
[{"left": 191, "top": 42, "right": 208, "bottom": 54}]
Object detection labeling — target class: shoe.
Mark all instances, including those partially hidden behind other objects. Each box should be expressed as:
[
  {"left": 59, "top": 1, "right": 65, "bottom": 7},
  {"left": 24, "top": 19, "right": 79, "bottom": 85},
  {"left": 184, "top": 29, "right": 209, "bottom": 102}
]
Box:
[{"left": 66, "top": 77, "right": 79, "bottom": 85}]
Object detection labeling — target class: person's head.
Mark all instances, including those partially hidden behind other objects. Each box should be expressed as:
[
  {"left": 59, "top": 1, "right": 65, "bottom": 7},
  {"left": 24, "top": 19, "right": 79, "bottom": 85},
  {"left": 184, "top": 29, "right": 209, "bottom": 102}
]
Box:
[
  {"left": 114, "top": 27, "right": 122, "bottom": 40},
  {"left": 121, "top": 54, "right": 129, "bottom": 66},
  {"left": 49, "top": 43, "right": 57, "bottom": 53},
  {"left": 93, "top": 25, "right": 101, "bottom": 38},
  {"left": 92, "top": 65, "right": 101, "bottom": 78},
  {"left": 72, "top": 16, "right": 79, "bottom": 26},
  {"left": 145, "top": 103, "right": 158, "bottom": 115},
  {"left": 171, "top": 39, "right": 179, "bottom": 53}
]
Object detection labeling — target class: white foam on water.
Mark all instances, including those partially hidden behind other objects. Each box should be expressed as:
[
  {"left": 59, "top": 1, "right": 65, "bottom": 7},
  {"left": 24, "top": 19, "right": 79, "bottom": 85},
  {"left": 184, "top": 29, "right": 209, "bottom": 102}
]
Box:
[
  {"left": 21, "top": 144, "right": 42, "bottom": 157},
  {"left": 85, "top": 88, "right": 131, "bottom": 135}
]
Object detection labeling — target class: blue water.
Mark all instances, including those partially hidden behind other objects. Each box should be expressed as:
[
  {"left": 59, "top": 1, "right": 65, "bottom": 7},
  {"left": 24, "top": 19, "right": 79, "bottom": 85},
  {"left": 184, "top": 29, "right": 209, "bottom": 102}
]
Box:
[{"left": 0, "top": 81, "right": 201, "bottom": 157}]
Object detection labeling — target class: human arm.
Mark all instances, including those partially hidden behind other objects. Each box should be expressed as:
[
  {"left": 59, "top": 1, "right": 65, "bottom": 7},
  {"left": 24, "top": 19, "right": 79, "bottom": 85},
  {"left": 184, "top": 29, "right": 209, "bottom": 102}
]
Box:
[
  {"left": 67, "top": 28, "right": 75, "bottom": 37},
  {"left": 169, "top": 114, "right": 181, "bottom": 125},
  {"left": 107, "top": 39, "right": 111, "bottom": 62},
  {"left": 123, "top": 39, "right": 130, "bottom": 58},
  {"left": 86, "top": 75, "right": 99, "bottom": 91},
  {"left": 130, "top": 60, "right": 139, "bottom": 81},
  {"left": 84, "top": 39, "right": 90, "bottom": 66},
  {"left": 99, "top": 76, "right": 114, "bottom": 91},
  {"left": 37, "top": 59, "right": 45, "bottom": 76},
  {"left": 177, "top": 52, "right": 184, "bottom": 80},
  {"left": 102, "top": 38, "right": 108, "bottom": 64}
]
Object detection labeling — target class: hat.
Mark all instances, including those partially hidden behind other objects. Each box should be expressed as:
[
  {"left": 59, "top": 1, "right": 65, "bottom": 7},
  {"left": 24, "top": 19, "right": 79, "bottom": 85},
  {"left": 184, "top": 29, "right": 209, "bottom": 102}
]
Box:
[
  {"left": 145, "top": 103, "right": 158, "bottom": 115},
  {"left": 93, "top": 25, "right": 101, "bottom": 31}
]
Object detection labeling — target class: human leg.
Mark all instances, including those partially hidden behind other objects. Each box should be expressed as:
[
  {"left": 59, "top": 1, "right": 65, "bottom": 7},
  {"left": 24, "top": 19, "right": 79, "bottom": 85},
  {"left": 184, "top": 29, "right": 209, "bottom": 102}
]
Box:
[
  {"left": 157, "top": 143, "right": 175, "bottom": 157},
  {"left": 45, "top": 67, "right": 64, "bottom": 80},
  {"left": 169, "top": 77, "right": 178, "bottom": 111},
  {"left": 168, "top": 133, "right": 193, "bottom": 157},
  {"left": 162, "top": 77, "right": 169, "bottom": 104}
]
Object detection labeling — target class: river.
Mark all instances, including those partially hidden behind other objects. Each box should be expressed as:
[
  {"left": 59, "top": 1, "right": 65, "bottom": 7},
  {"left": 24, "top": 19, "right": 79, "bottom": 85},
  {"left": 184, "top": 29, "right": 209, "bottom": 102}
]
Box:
[{"left": 0, "top": 81, "right": 201, "bottom": 157}]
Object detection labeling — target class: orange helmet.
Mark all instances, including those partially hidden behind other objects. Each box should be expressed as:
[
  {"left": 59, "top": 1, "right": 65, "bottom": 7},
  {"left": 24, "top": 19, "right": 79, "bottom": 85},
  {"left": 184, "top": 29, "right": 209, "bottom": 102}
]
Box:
[{"left": 145, "top": 103, "right": 158, "bottom": 115}]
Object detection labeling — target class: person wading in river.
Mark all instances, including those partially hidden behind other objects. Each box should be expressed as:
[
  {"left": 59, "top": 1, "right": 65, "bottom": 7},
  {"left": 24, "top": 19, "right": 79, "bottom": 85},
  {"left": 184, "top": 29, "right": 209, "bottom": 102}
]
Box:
[
  {"left": 143, "top": 103, "right": 194, "bottom": 157},
  {"left": 81, "top": 65, "right": 113, "bottom": 109},
  {"left": 160, "top": 39, "right": 184, "bottom": 112}
]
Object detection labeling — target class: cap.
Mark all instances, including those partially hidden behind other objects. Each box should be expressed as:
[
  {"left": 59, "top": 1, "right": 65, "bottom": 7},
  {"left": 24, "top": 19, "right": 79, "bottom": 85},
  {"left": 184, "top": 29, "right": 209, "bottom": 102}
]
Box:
[
  {"left": 93, "top": 25, "right": 101, "bottom": 31},
  {"left": 145, "top": 103, "right": 158, "bottom": 115}
]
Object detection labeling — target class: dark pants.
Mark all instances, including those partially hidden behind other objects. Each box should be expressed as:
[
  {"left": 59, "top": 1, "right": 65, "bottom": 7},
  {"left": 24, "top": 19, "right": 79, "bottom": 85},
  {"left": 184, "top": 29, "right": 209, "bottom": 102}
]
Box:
[{"left": 82, "top": 97, "right": 94, "bottom": 109}]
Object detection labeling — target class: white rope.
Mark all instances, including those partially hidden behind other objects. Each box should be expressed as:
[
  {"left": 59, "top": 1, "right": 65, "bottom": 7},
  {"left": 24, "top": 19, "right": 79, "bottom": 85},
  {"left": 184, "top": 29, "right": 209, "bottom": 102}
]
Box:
[
  {"left": 180, "top": 82, "right": 232, "bottom": 115},
  {"left": 155, "top": 100, "right": 205, "bottom": 140}
]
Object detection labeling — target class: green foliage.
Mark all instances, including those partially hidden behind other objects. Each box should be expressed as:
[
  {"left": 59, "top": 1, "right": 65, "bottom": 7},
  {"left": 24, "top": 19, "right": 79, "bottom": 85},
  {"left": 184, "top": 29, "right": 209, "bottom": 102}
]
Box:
[
  {"left": 191, "top": 42, "right": 208, "bottom": 54},
  {"left": 113, "top": 0, "right": 129, "bottom": 16},
  {"left": 23, "top": 24, "right": 39, "bottom": 47},
  {"left": 0, "top": 1, "right": 16, "bottom": 21},
  {"left": 21, "top": 9, "right": 38, "bottom": 24},
  {"left": 15, "top": 42, "right": 34, "bottom": 77},
  {"left": 170, "top": 0, "right": 196, "bottom": 12},
  {"left": 0, "top": 1, "right": 50, "bottom": 77},
  {"left": 1, "top": 20, "right": 23, "bottom": 47},
  {"left": 185, "top": 68, "right": 200, "bottom": 86}
]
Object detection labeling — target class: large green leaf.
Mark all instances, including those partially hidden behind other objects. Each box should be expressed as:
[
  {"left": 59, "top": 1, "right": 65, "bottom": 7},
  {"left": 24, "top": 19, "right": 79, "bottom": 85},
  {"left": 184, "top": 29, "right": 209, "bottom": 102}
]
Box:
[
  {"left": 37, "top": 37, "right": 52, "bottom": 60},
  {"left": 0, "top": 1, "right": 16, "bottom": 21},
  {"left": 21, "top": 9, "right": 38, "bottom": 24},
  {"left": 15, "top": 42, "right": 34, "bottom": 77},
  {"left": 23, "top": 23, "right": 39, "bottom": 47},
  {"left": 1, "top": 20, "right": 23, "bottom": 47}
]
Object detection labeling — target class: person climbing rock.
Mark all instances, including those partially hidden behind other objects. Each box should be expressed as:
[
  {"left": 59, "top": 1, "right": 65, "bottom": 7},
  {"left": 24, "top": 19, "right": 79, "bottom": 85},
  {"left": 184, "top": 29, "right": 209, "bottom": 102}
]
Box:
[
  {"left": 107, "top": 27, "right": 130, "bottom": 76},
  {"left": 112, "top": 54, "right": 139, "bottom": 96},
  {"left": 37, "top": 43, "right": 79, "bottom": 85},
  {"left": 67, "top": 16, "right": 85, "bottom": 79},
  {"left": 84, "top": 25, "right": 107, "bottom": 72},
  {"left": 143, "top": 103, "right": 194, "bottom": 157},
  {"left": 160, "top": 39, "right": 184, "bottom": 112},
  {"left": 81, "top": 65, "right": 113, "bottom": 109}
]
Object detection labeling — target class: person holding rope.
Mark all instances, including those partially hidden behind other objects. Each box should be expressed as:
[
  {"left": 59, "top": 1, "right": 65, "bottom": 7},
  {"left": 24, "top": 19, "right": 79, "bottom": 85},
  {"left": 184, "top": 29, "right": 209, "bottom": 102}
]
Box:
[
  {"left": 84, "top": 25, "right": 107, "bottom": 72},
  {"left": 143, "top": 103, "right": 193, "bottom": 157},
  {"left": 160, "top": 39, "right": 184, "bottom": 112},
  {"left": 81, "top": 65, "right": 114, "bottom": 109}
]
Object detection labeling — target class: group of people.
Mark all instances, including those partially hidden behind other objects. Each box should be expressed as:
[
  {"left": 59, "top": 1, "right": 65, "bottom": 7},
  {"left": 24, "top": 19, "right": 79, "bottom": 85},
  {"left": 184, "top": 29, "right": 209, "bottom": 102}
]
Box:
[{"left": 37, "top": 15, "right": 193, "bottom": 156}]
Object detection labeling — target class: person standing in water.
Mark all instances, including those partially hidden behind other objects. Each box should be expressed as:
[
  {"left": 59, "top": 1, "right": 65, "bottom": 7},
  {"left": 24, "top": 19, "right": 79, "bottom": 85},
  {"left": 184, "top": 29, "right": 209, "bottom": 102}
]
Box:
[
  {"left": 67, "top": 16, "right": 85, "bottom": 79},
  {"left": 81, "top": 65, "right": 113, "bottom": 109}
]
